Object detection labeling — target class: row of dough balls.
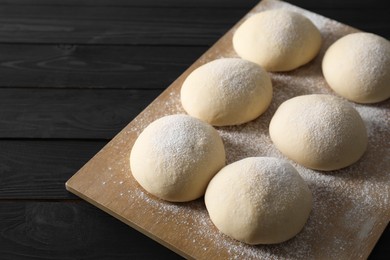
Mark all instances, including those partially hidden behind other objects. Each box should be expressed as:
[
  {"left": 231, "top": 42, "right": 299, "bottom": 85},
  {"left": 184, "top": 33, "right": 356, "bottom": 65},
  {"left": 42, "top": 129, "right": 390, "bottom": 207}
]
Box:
[
  {"left": 181, "top": 9, "right": 388, "bottom": 171},
  {"left": 182, "top": 10, "right": 390, "bottom": 127},
  {"left": 180, "top": 57, "right": 368, "bottom": 169},
  {"left": 130, "top": 114, "right": 312, "bottom": 245},
  {"left": 232, "top": 9, "right": 390, "bottom": 103}
]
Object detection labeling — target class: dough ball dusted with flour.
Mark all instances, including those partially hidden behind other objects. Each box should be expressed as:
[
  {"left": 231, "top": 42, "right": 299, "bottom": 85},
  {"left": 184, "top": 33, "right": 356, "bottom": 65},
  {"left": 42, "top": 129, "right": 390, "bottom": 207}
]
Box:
[
  {"left": 269, "top": 95, "right": 367, "bottom": 171},
  {"left": 130, "top": 115, "right": 225, "bottom": 202},
  {"left": 181, "top": 58, "right": 272, "bottom": 126},
  {"left": 205, "top": 157, "right": 312, "bottom": 245},
  {"left": 322, "top": 32, "right": 390, "bottom": 103},
  {"left": 233, "top": 10, "right": 322, "bottom": 72}
]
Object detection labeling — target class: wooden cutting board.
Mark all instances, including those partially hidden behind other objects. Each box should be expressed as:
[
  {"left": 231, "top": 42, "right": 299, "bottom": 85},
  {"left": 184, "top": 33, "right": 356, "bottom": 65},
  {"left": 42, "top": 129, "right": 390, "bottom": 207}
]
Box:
[{"left": 66, "top": 0, "right": 390, "bottom": 258}]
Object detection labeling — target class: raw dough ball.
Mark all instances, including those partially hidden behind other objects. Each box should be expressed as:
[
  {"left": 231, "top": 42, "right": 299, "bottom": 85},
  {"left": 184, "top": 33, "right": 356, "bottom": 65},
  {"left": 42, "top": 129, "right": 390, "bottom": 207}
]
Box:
[
  {"left": 181, "top": 58, "right": 272, "bottom": 126},
  {"left": 269, "top": 94, "right": 367, "bottom": 171},
  {"left": 233, "top": 10, "right": 322, "bottom": 72},
  {"left": 205, "top": 157, "right": 312, "bottom": 245},
  {"left": 130, "top": 114, "right": 225, "bottom": 202},
  {"left": 322, "top": 32, "right": 390, "bottom": 103}
]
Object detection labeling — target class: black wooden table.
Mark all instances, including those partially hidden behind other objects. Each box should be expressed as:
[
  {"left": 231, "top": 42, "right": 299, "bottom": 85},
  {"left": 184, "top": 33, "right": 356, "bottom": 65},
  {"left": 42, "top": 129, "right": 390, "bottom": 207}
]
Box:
[{"left": 0, "top": 0, "right": 388, "bottom": 259}]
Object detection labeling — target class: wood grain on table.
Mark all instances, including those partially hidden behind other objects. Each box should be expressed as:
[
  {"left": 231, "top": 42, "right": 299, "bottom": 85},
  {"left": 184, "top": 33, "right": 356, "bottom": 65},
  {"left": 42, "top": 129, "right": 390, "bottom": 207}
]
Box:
[{"left": 0, "top": 0, "right": 388, "bottom": 259}]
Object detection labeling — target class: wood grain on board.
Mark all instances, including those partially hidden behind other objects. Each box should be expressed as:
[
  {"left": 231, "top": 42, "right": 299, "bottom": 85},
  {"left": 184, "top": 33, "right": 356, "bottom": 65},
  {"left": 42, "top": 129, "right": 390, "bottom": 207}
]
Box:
[{"left": 66, "top": 0, "right": 390, "bottom": 258}]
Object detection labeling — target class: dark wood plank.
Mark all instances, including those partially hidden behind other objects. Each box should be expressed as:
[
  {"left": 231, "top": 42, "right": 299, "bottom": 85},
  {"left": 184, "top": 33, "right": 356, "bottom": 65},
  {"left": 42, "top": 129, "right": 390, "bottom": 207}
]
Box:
[
  {"left": 0, "top": 201, "right": 182, "bottom": 259},
  {"left": 0, "top": 6, "right": 247, "bottom": 45},
  {"left": 0, "top": 3, "right": 387, "bottom": 45},
  {"left": 0, "top": 0, "right": 258, "bottom": 8},
  {"left": 0, "top": 88, "right": 161, "bottom": 139},
  {"left": 0, "top": 0, "right": 386, "bottom": 10},
  {"left": 0, "top": 45, "right": 206, "bottom": 89},
  {"left": 0, "top": 140, "right": 106, "bottom": 199}
]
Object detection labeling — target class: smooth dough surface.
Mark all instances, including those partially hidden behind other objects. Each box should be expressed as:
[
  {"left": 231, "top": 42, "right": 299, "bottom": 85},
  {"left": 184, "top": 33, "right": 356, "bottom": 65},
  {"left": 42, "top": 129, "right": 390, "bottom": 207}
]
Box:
[
  {"left": 180, "top": 58, "right": 272, "bottom": 126},
  {"left": 130, "top": 114, "right": 225, "bottom": 202},
  {"left": 269, "top": 94, "right": 367, "bottom": 171},
  {"left": 322, "top": 32, "right": 390, "bottom": 103},
  {"left": 205, "top": 157, "right": 312, "bottom": 245},
  {"left": 233, "top": 9, "right": 322, "bottom": 72}
]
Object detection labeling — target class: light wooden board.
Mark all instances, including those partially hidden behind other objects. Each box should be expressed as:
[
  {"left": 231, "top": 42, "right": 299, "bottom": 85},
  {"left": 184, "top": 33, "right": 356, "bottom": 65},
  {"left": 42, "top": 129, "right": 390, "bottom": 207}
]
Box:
[{"left": 66, "top": 0, "right": 390, "bottom": 258}]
